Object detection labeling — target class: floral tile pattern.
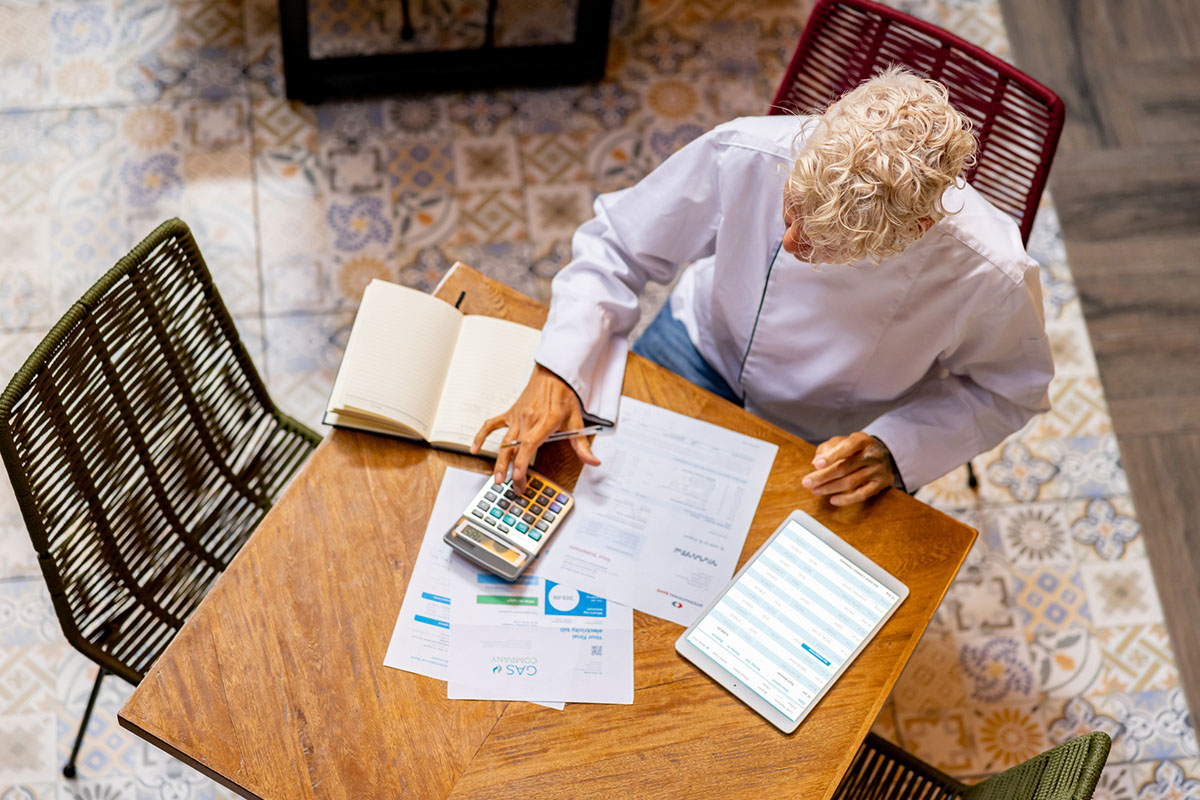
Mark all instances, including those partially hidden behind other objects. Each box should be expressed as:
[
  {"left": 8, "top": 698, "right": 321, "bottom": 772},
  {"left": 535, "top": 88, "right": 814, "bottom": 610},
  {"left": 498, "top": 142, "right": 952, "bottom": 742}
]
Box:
[
  {"left": 971, "top": 703, "right": 1050, "bottom": 771},
  {"left": 0, "top": 0, "right": 1195, "bottom": 797}
]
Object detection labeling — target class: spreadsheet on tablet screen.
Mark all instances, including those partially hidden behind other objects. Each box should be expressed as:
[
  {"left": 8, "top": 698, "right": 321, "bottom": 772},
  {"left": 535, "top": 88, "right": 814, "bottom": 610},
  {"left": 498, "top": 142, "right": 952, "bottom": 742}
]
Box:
[{"left": 684, "top": 519, "right": 900, "bottom": 721}]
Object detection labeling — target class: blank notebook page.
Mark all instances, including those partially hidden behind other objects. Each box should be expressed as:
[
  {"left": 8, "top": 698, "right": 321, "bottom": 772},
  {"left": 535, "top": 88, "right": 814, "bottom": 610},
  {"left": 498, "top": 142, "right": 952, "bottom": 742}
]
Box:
[
  {"left": 336, "top": 280, "right": 463, "bottom": 438},
  {"left": 430, "top": 315, "right": 542, "bottom": 450}
]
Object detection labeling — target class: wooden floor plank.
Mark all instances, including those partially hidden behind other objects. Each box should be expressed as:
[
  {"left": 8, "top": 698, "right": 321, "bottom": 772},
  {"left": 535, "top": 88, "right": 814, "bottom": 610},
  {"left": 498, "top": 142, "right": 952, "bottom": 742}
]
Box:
[
  {"left": 1117, "top": 433, "right": 1200, "bottom": 702},
  {"left": 1051, "top": 147, "right": 1200, "bottom": 239},
  {"left": 1099, "top": 0, "right": 1200, "bottom": 61},
  {"left": 1000, "top": 0, "right": 1200, "bottom": 720},
  {"left": 1106, "top": 396, "right": 1200, "bottom": 437}
]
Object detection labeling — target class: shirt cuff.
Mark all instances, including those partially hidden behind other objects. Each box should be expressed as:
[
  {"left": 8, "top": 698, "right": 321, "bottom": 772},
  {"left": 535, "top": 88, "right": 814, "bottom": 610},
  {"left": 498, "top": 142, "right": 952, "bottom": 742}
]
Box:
[{"left": 533, "top": 332, "right": 627, "bottom": 424}]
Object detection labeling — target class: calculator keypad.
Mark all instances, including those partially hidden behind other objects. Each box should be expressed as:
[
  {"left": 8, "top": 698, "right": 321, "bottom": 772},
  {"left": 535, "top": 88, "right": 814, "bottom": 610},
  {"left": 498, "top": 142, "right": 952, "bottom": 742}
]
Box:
[{"left": 466, "top": 471, "right": 572, "bottom": 556}]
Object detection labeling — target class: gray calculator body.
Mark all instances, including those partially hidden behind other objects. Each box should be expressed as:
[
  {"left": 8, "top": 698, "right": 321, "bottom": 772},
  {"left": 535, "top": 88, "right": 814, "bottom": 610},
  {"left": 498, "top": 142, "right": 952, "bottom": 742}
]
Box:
[{"left": 443, "top": 471, "right": 573, "bottom": 581}]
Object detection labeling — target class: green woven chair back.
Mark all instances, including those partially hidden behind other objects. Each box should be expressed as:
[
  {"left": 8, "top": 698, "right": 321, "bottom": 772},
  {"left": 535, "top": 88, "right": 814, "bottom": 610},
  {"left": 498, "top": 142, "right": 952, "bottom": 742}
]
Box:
[
  {"left": 834, "top": 732, "right": 1111, "bottom": 799},
  {"left": 0, "top": 218, "right": 320, "bottom": 686},
  {"left": 963, "top": 731, "right": 1111, "bottom": 800}
]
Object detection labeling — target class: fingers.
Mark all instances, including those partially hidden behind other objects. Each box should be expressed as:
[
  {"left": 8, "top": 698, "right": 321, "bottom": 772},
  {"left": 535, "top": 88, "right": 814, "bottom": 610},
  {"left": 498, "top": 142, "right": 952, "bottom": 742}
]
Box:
[
  {"left": 472, "top": 415, "right": 508, "bottom": 455},
  {"left": 803, "top": 453, "right": 864, "bottom": 491},
  {"left": 491, "top": 430, "right": 517, "bottom": 485},
  {"left": 812, "top": 433, "right": 869, "bottom": 469},
  {"left": 813, "top": 436, "right": 845, "bottom": 462},
  {"left": 563, "top": 402, "right": 601, "bottom": 466},
  {"left": 509, "top": 440, "right": 539, "bottom": 492},
  {"left": 829, "top": 477, "right": 889, "bottom": 506},
  {"left": 509, "top": 414, "right": 561, "bottom": 492},
  {"left": 809, "top": 465, "right": 875, "bottom": 499},
  {"left": 572, "top": 435, "right": 601, "bottom": 467}
]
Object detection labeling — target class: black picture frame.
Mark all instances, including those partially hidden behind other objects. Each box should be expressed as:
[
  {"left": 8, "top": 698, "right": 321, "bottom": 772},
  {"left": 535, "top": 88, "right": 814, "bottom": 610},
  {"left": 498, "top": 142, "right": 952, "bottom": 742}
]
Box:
[{"left": 277, "top": 0, "right": 615, "bottom": 102}]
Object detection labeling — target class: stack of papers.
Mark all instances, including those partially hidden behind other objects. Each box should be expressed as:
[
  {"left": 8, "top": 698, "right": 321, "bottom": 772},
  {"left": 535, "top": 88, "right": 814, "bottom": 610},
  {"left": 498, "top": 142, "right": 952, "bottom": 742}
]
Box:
[{"left": 383, "top": 398, "right": 778, "bottom": 707}]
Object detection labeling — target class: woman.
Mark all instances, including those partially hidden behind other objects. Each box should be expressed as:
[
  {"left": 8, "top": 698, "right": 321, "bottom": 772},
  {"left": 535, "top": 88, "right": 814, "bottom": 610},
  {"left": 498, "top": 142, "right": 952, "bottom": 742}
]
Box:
[{"left": 473, "top": 67, "right": 1054, "bottom": 506}]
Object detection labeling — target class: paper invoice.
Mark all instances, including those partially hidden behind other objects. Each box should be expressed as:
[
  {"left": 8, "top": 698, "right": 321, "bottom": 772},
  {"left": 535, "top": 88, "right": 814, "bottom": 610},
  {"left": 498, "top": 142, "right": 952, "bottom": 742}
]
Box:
[
  {"left": 382, "top": 466, "right": 571, "bottom": 709},
  {"left": 536, "top": 397, "right": 778, "bottom": 626},
  {"left": 382, "top": 467, "right": 484, "bottom": 679},
  {"left": 446, "top": 570, "right": 634, "bottom": 704}
]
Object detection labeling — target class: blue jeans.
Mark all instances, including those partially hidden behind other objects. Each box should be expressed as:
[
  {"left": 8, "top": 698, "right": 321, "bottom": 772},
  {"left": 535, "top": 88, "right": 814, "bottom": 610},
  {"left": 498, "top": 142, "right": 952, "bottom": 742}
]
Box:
[{"left": 633, "top": 303, "right": 742, "bottom": 405}]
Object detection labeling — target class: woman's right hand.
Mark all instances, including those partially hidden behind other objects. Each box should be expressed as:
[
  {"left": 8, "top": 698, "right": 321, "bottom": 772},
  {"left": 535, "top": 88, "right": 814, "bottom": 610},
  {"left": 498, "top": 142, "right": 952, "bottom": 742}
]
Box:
[{"left": 471, "top": 365, "right": 602, "bottom": 492}]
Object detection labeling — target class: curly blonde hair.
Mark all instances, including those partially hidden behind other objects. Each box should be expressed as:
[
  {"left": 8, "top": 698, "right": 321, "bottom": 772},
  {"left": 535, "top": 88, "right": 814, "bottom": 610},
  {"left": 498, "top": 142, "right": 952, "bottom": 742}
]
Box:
[{"left": 785, "top": 66, "right": 977, "bottom": 264}]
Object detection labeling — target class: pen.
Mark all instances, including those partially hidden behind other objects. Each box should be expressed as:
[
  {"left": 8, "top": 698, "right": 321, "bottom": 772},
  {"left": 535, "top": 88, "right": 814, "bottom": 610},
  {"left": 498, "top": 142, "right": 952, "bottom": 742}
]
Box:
[{"left": 500, "top": 425, "right": 605, "bottom": 448}]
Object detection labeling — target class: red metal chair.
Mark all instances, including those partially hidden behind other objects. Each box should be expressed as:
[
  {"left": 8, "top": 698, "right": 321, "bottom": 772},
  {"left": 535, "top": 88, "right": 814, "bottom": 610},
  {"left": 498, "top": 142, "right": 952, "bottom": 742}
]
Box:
[{"left": 769, "top": 0, "right": 1065, "bottom": 246}]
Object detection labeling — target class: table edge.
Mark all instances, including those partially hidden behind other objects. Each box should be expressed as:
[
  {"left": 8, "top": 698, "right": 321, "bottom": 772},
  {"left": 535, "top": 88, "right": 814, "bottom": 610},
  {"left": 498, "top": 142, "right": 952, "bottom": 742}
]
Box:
[{"left": 118, "top": 710, "right": 265, "bottom": 800}]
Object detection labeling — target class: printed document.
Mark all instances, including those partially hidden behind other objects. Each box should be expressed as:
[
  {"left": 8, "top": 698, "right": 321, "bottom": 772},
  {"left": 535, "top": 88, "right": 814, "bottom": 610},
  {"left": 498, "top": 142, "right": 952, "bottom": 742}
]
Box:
[
  {"left": 538, "top": 397, "right": 777, "bottom": 626},
  {"left": 446, "top": 569, "right": 634, "bottom": 704},
  {"left": 382, "top": 467, "right": 570, "bottom": 708}
]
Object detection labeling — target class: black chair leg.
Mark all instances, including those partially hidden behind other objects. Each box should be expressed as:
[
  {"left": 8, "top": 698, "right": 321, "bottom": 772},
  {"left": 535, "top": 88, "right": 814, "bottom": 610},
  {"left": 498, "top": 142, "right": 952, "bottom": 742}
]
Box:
[
  {"left": 63, "top": 667, "right": 105, "bottom": 779},
  {"left": 966, "top": 461, "right": 979, "bottom": 491},
  {"left": 399, "top": 0, "right": 413, "bottom": 40}
]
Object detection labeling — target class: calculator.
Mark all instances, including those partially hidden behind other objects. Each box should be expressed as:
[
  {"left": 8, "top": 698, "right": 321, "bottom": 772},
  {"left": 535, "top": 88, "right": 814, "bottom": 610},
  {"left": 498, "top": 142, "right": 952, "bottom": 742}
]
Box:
[{"left": 443, "top": 471, "right": 574, "bottom": 581}]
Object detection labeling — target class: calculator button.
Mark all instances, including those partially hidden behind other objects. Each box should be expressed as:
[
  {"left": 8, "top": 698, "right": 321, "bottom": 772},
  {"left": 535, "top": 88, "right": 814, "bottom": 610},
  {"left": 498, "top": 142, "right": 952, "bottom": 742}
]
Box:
[
  {"left": 523, "top": 512, "right": 536, "bottom": 524},
  {"left": 484, "top": 491, "right": 497, "bottom": 501},
  {"left": 504, "top": 489, "right": 517, "bottom": 500},
  {"left": 491, "top": 483, "right": 503, "bottom": 491},
  {"left": 540, "top": 486, "right": 554, "bottom": 497},
  {"left": 534, "top": 521, "right": 549, "bottom": 531},
  {"left": 549, "top": 502, "right": 562, "bottom": 513},
  {"left": 489, "top": 508, "right": 503, "bottom": 519},
  {"left": 503, "top": 514, "right": 517, "bottom": 525},
  {"left": 531, "top": 504, "right": 544, "bottom": 515},
  {"left": 543, "top": 511, "right": 556, "bottom": 522},
  {"left": 530, "top": 478, "right": 544, "bottom": 490},
  {"left": 528, "top": 530, "right": 543, "bottom": 541},
  {"left": 516, "top": 521, "right": 529, "bottom": 533},
  {"left": 497, "top": 499, "right": 510, "bottom": 510},
  {"left": 557, "top": 492, "right": 569, "bottom": 503},
  {"left": 477, "top": 501, "right": 489, "bottom": 511},
  {"left": 471, "top": 509, "right": 484, "bottom": 519},
  {"left": 515, "top": 497, "right": 529, "bottom": 507},
  {"left": 499, "top": 524, "right": 510, "bottom": 533},
  {"left": 522, "top": 487, "right": 537, "bottom": 499}
]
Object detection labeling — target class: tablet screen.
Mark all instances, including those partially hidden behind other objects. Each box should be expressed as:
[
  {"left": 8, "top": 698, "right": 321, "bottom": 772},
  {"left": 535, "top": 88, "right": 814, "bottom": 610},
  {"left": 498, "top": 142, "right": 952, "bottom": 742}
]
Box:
[{"left": 683, "top": 518, "right": 901, "bottom": 722}]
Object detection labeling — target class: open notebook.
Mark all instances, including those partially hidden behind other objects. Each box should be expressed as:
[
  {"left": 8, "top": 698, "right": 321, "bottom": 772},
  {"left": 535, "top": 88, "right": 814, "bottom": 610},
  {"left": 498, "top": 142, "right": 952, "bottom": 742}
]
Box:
[{"left": 324, "top": 277, "right": 624, "bottom": 456}]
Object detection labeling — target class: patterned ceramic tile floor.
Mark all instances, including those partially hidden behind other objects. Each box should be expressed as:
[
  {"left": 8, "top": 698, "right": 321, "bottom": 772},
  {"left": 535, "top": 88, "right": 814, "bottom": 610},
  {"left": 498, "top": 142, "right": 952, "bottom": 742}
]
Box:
[{"left": 1, "top": 0, "right": 1198, "bottom": 798}]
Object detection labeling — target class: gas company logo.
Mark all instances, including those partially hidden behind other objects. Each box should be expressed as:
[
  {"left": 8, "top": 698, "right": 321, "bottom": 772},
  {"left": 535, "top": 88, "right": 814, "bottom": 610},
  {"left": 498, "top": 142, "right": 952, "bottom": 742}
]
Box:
[
  {"left": 671, "top": 600, "right": 684, "bottom": 609},
  {"left": 490, "top": 655, "right": 538, "bottom": 677},
  {"left": 493, "top": 664, "right": 538, "bottom": 676}
]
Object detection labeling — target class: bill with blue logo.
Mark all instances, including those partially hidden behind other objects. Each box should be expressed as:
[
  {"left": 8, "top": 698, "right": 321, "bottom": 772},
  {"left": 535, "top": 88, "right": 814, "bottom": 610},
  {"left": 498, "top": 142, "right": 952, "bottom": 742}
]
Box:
[{"left": 447, "top": 571, "right": 634, "bottom": 704}]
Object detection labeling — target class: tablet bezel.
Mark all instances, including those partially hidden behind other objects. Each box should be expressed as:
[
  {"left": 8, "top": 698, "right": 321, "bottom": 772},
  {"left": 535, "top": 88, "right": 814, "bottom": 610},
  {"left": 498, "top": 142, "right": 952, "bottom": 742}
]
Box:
[{"left": 674, "top": 509, "right": 909, "bottom": 734}]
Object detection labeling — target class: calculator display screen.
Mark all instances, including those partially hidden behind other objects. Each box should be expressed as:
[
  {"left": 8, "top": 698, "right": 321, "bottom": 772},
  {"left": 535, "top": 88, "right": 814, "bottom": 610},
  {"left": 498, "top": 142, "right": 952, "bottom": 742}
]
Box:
[
  {"left": 455, "top": 521, "right": 526, "bottom": 566},
  {"left": 684, "top": 520, "right": 900, "bottom": 722}
]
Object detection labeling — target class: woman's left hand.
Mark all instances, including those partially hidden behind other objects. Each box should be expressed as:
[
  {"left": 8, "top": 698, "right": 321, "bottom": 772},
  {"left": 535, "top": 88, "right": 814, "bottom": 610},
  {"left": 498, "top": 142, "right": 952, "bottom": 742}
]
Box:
[{"left": 802, "top": 432, "right": 898, "bottom": 506}]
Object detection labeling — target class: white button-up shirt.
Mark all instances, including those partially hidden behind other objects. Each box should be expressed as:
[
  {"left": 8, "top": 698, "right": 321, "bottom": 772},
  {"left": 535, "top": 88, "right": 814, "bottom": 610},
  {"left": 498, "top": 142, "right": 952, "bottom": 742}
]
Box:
[{"left": 534, "top": 116, "right": 1054, "bottom": 489}]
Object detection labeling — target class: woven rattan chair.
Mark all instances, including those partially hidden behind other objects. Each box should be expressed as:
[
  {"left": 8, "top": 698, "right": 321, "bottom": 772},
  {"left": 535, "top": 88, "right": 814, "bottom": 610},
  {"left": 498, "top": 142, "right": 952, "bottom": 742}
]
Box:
[
  {"left": 770, "top": 0, "right": 1065, "bottom": 489},
  {"left": 0, "top": 218, "right": 321, "bottom": 778},
  {"left": 833, "top": 731, "right": 1111, "bottom": 799}
]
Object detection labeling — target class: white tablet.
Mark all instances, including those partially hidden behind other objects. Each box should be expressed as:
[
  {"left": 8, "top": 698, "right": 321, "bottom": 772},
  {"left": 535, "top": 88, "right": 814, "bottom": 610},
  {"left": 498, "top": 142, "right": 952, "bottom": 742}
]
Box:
[{"left": 675, "top": 509, "right": 908, "bottom": 733}]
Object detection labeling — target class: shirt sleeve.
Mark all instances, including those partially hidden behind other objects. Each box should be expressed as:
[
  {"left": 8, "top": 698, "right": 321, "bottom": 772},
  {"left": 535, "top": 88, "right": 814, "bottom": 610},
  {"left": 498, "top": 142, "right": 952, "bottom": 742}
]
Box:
[
  {"left": 534, "top": 125, "right": 727, "bottom": 410},
  {"left": 863, "top": 265, "right": 1055, "bottom": 489}
]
